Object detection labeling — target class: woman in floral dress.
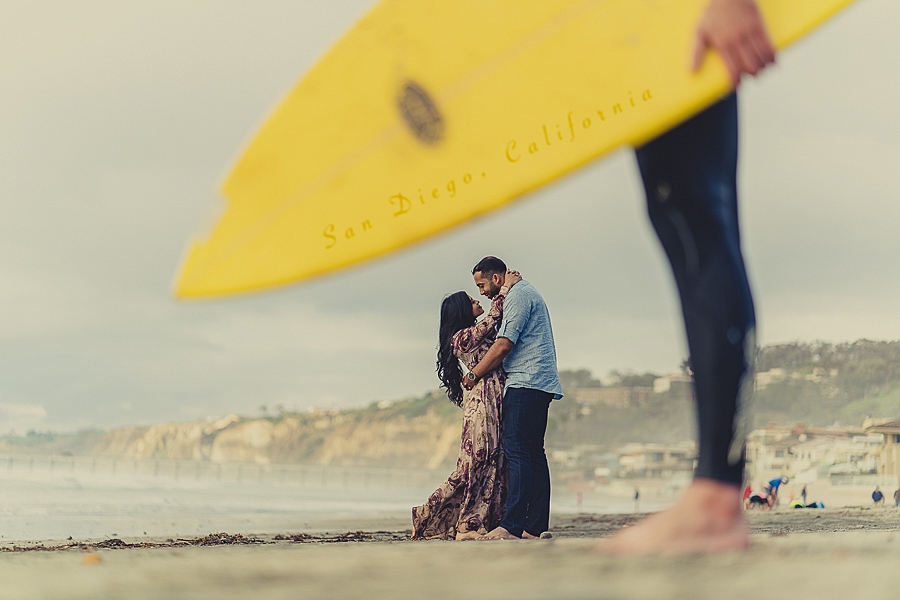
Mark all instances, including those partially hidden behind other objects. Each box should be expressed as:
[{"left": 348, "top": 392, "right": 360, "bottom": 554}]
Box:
[{"left": 412, "top": 272, "right": 521, "bottom": 540}]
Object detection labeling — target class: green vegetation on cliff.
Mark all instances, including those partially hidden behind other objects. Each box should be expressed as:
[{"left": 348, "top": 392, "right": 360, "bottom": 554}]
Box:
[
  {"left": 753, "top": 340, "right": 900, "bottom": 426},
  {"left": 547, "top": 340, "right": 900, "bottom": 451}
]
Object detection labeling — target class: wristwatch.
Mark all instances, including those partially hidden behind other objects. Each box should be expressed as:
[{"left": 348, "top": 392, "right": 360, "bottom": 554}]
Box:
[{"left": 467, "top": 371, "right": 478, "bottom": 383}]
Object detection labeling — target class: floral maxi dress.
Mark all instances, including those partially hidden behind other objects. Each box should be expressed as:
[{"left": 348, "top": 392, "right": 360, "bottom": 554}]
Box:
[{"left": 412, "top": 292, "right": 508, "bottom": 539}]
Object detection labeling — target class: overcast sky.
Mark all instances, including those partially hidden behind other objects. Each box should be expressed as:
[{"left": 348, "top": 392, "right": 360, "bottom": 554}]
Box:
[{"left": 1, "top": 1, "right": 898, "bottom": 433}]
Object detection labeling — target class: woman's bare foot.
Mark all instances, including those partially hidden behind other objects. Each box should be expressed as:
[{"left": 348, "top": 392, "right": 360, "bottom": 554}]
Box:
[
  {"left": 455, "top": 531, "right": 482, "bottom": 541},
  {"left": 522, "top": 532, "right": 540, "bottom": 540},
  {"left": 596, "top": 478, "right": 749, "bottom": 555},
  {"left": 480, "top": 526, "right": 520, "bottom": 540}
]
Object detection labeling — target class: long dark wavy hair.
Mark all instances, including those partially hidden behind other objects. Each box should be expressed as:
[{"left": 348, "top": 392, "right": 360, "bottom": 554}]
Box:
[{"left": 437, "top": 291, "right": 476, "bottom": 407}]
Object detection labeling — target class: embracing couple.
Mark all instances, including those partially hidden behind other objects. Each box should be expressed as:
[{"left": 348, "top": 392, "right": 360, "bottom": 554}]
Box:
[{"left": 412, "top": 256, "right": 562, "bottom": 540}]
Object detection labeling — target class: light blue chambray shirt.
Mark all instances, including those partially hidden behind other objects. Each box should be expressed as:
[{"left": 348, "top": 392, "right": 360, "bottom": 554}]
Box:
[{"left": 497, "top": 280, "right": 563, "bottom": 399}]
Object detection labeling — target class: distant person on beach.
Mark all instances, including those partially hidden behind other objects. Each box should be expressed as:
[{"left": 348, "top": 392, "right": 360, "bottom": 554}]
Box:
[
  {"left": 411, "top": 268, "right": 522, "bottom": 539},
  {"left": 872, "top": 487, "right": 884, "bottom": 506},
  {"left": 600, "top": 0, "right": 776, "bottom": 554},
  {"left": 747, "top": 493, "right": 769, "bottom": 509},
  {"left": 893, "top": 487, "right": 900, "bottom": 507},
  {"left": 462, "top": 256, "right": 563, "bottom": 540},
  {"left": 764, "top": 477, "right": 788, "bottom": 508},
  {"left": 801, "top": 485, "right": 807, "bottom": 505}
]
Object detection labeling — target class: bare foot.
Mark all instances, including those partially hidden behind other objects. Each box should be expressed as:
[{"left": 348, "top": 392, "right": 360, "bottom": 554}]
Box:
[
  {"left": 480, "top": 526, "right": 520, "bottom": 540},
  {"left": 455, "top": 531, "right": 481, "bottom": 541},
  {"left": 596, "top": 478, "right": 749, "bottom": 555},
  {"left": 522, "top": 532, "right": 540, "bottom": 540}
]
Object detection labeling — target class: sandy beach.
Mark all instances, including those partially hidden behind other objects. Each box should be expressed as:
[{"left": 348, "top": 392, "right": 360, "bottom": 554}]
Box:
[{"left": 4, "top": 509, "right": 900, "bottom": 599}]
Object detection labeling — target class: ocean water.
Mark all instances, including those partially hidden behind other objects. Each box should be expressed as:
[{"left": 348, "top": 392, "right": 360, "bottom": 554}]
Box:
[
  {"left": 0, "top": 457, "right": 435, "bottom": 543},
  {"left": 0, "top": 456, "right": 671, "bottom": 543}
]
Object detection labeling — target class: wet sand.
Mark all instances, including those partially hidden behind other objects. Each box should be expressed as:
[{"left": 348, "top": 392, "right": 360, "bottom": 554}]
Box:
[{"left": 3, "top": 509, "right": 900, "bottom": 599}]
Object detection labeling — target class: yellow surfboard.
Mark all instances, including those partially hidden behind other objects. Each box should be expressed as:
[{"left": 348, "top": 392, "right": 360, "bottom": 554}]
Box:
[{"left": 175, "top": 0, "right": 857, "bottom": 298}]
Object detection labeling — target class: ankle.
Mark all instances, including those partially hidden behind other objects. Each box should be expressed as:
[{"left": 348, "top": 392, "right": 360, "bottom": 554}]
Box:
[{"left": 685, "top": 478, "right": 743, "bottom": 520}]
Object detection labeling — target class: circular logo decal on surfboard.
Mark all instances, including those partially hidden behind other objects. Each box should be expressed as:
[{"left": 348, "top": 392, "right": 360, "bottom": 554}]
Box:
[{"left": 398, "top": 81, "right": 444, "bottom": 144}]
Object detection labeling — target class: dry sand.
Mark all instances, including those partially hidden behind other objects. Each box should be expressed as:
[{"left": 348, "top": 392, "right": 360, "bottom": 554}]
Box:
[{"left": 3, "top": 509, "right": 900, "bottom": 599}]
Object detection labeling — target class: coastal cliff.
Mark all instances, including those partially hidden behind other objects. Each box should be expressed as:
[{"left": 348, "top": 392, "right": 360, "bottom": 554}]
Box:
[{"left": 88, "top": 393, "right": 463, "bottom": 469}]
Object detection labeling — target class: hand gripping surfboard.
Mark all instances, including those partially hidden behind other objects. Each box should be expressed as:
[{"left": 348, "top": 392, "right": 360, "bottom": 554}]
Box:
[{"left": 175, "top": 0, "right": 857, "bottom": 298}]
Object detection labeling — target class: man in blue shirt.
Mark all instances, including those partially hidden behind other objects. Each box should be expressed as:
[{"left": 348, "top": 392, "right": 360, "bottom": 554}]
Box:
[
  {"left": 764, "top": 476, "right": 788, "bottom": 507},
  {"left": 462, "top": 256, "right": 562, "bottom": 539}
]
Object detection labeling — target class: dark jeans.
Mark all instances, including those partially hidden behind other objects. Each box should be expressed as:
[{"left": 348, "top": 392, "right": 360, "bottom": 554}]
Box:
[
  {"left": 635, "top": 93, "right": 755, "bottom": 486},
  {"left": 499, "top": 387, "right": 552, "bottom": 537}
]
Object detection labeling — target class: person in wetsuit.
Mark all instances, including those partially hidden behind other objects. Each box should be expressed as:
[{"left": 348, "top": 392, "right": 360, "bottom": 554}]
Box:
[{"left": 601, "top": 0, "right": 776, "bottom": 554}]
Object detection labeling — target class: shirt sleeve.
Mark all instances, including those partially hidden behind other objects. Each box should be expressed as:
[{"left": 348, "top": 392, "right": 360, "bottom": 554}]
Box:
[
  {"left": 497, "top": 288, "right": 529, "bottom": 344},
  {"left": 451, "top": 292, "right": 505, "bottom": 355}
]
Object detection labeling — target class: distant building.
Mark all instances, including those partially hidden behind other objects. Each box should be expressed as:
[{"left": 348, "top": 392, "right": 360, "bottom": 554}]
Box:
[
  {"left": 745, "top": 430, "right": 801, "bottom": 473},
  {"left": 754, "top": 368, "right": 786, "bottom": 390},
  {"left": 754, "top": 367, "right": 838, "bottom": 390},
  {"left": 865, "top": 419, "right": 900, "bottom": 477},
  {"left": 549, "top": 449, "right": 581, "bottom": 469},
  {"left": 615, "top": 442, "right": 696, "bottom": 478},
  {"left": 546, "top": 444, "right": 613, "bottom": 471},
  {"left": 745, "top": 423, "right": 879, "bottom": 483},
  {"left": 569, "top": 387, "right": 652, "bottom": 408},
  {"left": 652, "top": 374, "right": 692, "bottom": 394}
]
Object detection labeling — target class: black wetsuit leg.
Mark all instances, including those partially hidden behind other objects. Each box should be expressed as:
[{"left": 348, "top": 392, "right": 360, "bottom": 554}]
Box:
[{"left": 635, "top": 93, "right": 755, "bottom": 486}]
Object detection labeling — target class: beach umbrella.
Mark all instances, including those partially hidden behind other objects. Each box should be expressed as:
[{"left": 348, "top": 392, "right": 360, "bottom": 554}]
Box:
[{"left": 174, "top": 0, "right": 857, "bottom": 298}]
